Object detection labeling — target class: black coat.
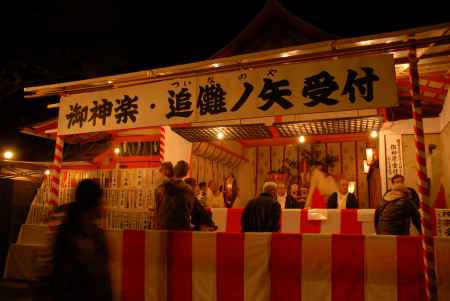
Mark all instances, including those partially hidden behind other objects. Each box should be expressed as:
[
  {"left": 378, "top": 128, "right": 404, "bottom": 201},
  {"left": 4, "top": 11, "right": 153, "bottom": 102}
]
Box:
[
  {"left": 375, "top": 194, "right": 421, "bottom": 235},
  {"left": 241, "top": 193, "right": 281, "bottom": 232},
  {"left": 327, "top": 192, "right": 359, "bottom": 209},
  {"left": 285, "top": 195, "right": 303, "bottom": 209}
]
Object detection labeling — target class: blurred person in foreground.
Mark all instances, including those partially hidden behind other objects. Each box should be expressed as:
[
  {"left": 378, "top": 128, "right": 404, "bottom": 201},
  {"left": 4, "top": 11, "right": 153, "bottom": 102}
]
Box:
[
  {"left": 241, "top": 182, "right": 281, "bottom": 232},
  {"left": 51, "top": 179, "right": 112, "bottom": 301}
]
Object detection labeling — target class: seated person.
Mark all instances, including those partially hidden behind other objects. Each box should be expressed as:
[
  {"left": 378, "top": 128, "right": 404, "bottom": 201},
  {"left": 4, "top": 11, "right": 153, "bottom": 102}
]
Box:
[
  {"left": 286, "top": 184, "right": 303, "bottom": 208},
  {"left": 276, "top": 182, "right": 288, "bottom": 208},
  {"left": 375, "top": 180, "right": 421, "bottom": 235},
  {"left": 327, "top": 179, "right": 358, "bottom": 209},
  {"left": 207, "top": 180, "right": 224, "bottom": 208},
  {"left": 197, "top": 181, "right": 208, "bottom": 207},
  {"left": 241, "top": 182, "right": 281, "bottom": 232}
]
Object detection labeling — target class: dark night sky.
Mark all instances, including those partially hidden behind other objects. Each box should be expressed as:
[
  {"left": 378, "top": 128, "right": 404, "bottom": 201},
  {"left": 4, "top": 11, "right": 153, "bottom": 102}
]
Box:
[{"left": 0, "top": 0, "right": 449, "bottom": 161}]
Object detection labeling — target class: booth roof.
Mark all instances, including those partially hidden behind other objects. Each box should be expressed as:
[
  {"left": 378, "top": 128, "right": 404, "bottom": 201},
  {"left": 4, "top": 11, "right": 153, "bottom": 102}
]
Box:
[{"left": 22, "top": 1, "right": 450, "bottom": 135}]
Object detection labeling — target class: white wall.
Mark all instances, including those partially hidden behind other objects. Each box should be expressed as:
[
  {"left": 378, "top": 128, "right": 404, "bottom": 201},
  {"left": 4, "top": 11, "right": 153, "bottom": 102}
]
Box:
[
  {"left": 440, "top": 93, "right": 450, "bottom": 131},
  {"left": 162, "top": 126, "right": 192, "bottom": 165},
  {"left": 379, "top": 117, "right": 441, "bottom": 194},
  {"left": 440, "top": 92, "right": 450, "bottom": 207}
]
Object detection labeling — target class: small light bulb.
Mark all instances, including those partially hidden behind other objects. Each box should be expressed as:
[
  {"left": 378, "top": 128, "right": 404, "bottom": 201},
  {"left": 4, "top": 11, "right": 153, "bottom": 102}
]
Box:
[
  {"left": 298, "top": 135, "right": 305, "bottom": 143},
  {"left": 114, "top": 147, "right": 120, "bottom": 155},
  {"left": 3, "top": 151, "right": 14, "bottom": 160},
  {"left": 370, "top": 130, "right": 378, "bottom": 138},
  {"left": 217, "top": 132, "right": 224, "bottom": 140},
  {"left": 363, "top": 160, "right": 370, "bottom": 173},
  {"left": 45, "top": 169, "right": 51, "bottom": 176},
  {"left": 107, "top": 80, "right": 113, "bottom": 84}
]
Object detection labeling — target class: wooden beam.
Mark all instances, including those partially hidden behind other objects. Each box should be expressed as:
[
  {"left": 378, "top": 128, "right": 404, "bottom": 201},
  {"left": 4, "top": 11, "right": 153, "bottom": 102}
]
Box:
[{"left": 240, "top": 133, "right": 370, "bottom": 147}]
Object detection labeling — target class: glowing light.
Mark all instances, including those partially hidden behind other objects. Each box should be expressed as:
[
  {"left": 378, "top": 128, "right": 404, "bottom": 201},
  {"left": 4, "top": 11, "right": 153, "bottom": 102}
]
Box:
[
  {"left": 45, "top": 169, "right": 51, "bottom": 176},
  {"left": 107, "top": 80, "right": 113, "bottom": 84},
  {"left": 114, "top": 147, "right": 120, "bottom": 155},
  {"left": 363, "top": 160, "right": 370, "bottom": 173},
  {"left": 298, "top": 135, "right": 305, "bottom": 144},
  {"left": 348, "top": 181, "right": 356, "bottom": 193},
  {"left": 370, "top": 130, "right": 378, "bottom": 138},
  {"left": 366, "top": 148, "right": 374, "bottom": 163},
  {"left": 3, "top": 151, "right": 14, "bottom": 160},
  {"left": 217, "top": 132, "right": 224, "bottom": 140}
]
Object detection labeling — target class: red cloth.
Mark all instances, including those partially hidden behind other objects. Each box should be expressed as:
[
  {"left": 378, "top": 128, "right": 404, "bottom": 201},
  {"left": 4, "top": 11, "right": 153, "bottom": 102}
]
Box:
[
  {"left": 332, "top": 235, "right": 365, "bottom": 301},
  {"left": 300, "top": 209, "right": 321, "bottom": 233},
  {"left": 216, "top": 233, "right": 244, "bottom": 301},
  {"left": 271, "top": 234, "right": 302, "bottom": 300},
  {"left": 167, "top": 231, "right": 192, "bottom": 301},
  {"left": 397, "top": 236, "right": 426, "bottom": 301},
  {"left": 340, "top": 210, "right": 362, "bottom": 234},
  {"left": 311, "top": 188, "right": 326, "bottom": 208},
  {"left": 122, "top": 231, "right": 145, "bottom": 301},
  {"left": 433, "top": 184, "right": 447, "bottom": 208},
  {"left": 226, "top": 208, "right": 243, "bottom": 232}
]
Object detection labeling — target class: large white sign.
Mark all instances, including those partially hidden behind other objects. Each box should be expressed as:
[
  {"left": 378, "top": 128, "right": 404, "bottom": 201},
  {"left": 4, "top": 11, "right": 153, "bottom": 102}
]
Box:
[
  {"left": 436, "top": 209, "right": 450, "bottom": 237},
  {"left": 385, "top": 134, "right": 404, "bottom": 184},
  {"left": 58, "top": 54, "right": 398, "bottom": 135}
]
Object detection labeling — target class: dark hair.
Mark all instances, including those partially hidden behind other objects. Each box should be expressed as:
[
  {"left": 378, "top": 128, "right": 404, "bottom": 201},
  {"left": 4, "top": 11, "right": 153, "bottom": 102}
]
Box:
[
  {"left": 391, "top": 174, "right": 405, "bottom": 183},
  {"left": 199, "top": 182, "right": 207, "bottom": 189},
  {"left": 75, "top": 179, "right": 103, "bottom": 210},
  {"left": 65, "top": 179, "right": 103, "bottom": 226},
  {"left": 184, "top": 177, "right": 197, "bottom": 190},
  {"left": 160, "top": 162, "right": 174, "bottom": 178},
  {"left": 174, "top": 160, "right": 189, "bottom": 178}
]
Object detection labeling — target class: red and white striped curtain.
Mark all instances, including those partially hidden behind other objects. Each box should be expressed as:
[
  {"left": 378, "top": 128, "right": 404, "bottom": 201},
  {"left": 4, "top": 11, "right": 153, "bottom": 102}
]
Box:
[
  {"left": 212, "top": 208, "right": 377, "bottom": 234},
  {"left": 106, "top": 230, "right": 450, "bottom": 301}
]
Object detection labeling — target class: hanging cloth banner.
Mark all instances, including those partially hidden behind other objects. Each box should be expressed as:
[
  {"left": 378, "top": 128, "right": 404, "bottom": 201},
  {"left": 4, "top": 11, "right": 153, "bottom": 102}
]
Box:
[
  {"left": 58, "top": 54, "right": 398, "bottom": 135},
  {"left": 384, "top": 134, "right": 405, "bottom": 186}
]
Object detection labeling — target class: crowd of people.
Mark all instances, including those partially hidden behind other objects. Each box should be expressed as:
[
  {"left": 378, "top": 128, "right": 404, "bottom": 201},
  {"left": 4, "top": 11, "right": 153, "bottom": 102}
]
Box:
[{"left": 152, "top": 160, "right": 421, "bottom": 236}]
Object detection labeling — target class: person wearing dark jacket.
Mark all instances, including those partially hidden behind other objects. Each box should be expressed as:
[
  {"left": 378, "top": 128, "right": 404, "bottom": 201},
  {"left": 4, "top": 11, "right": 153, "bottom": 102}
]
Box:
[
  {"left": 285, "top": 184, "right": 303, "bottom": 208},
  {"left": 51, "top": 179, "right": 112, "bottom": 301},
  {"left": 375, "top": 182, "right": 422, "bottom": 235},
  {"left": 383, "top": 175, "right": 420, "bottom": 209},
  {"left": 241, "top": 182, "right": 281, "bottom": 232},
  {"left": 185, "top": 178, "right": 217, "bottom": 231},
  {"left": 327, "top": 179, "right": 359, "bottom": 209}
]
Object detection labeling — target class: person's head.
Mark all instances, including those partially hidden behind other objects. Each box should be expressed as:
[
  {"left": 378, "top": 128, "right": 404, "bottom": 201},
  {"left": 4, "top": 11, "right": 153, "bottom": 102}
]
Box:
[
  {"left": 290, "top": 184, "right": 299, "bottom": 199},
  {"left": 174, "top": 160, "right": 189, "bottom": 179},
  {"left": 159, "top": 162, "right": 174, "bottom": 179},
  {"left": 69, "top": 179, "right": 103, "bottom": 224},
  {"left": 208, "top": 180, "right": 218, "bottom": 193},
  {"left": 277, "top": 182, "right": 287, "bottom": 196},
  {"left": 199, "top": 182, "right": 207, "bottom": 192},
  {"left": 316, "top": 161, "right": 326, "bottom": 172},
  {"left": 339, "top": 178, "right": 349, "bottom": 195},
  {"left": 263, "top": 182, "right": 277, "bottom": 199},
  {"left": 391, "top": 174, "right": 405, "bottom": 190},
  {"left": 184, "top": 177, "right": 197, "bottom": 191}
]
